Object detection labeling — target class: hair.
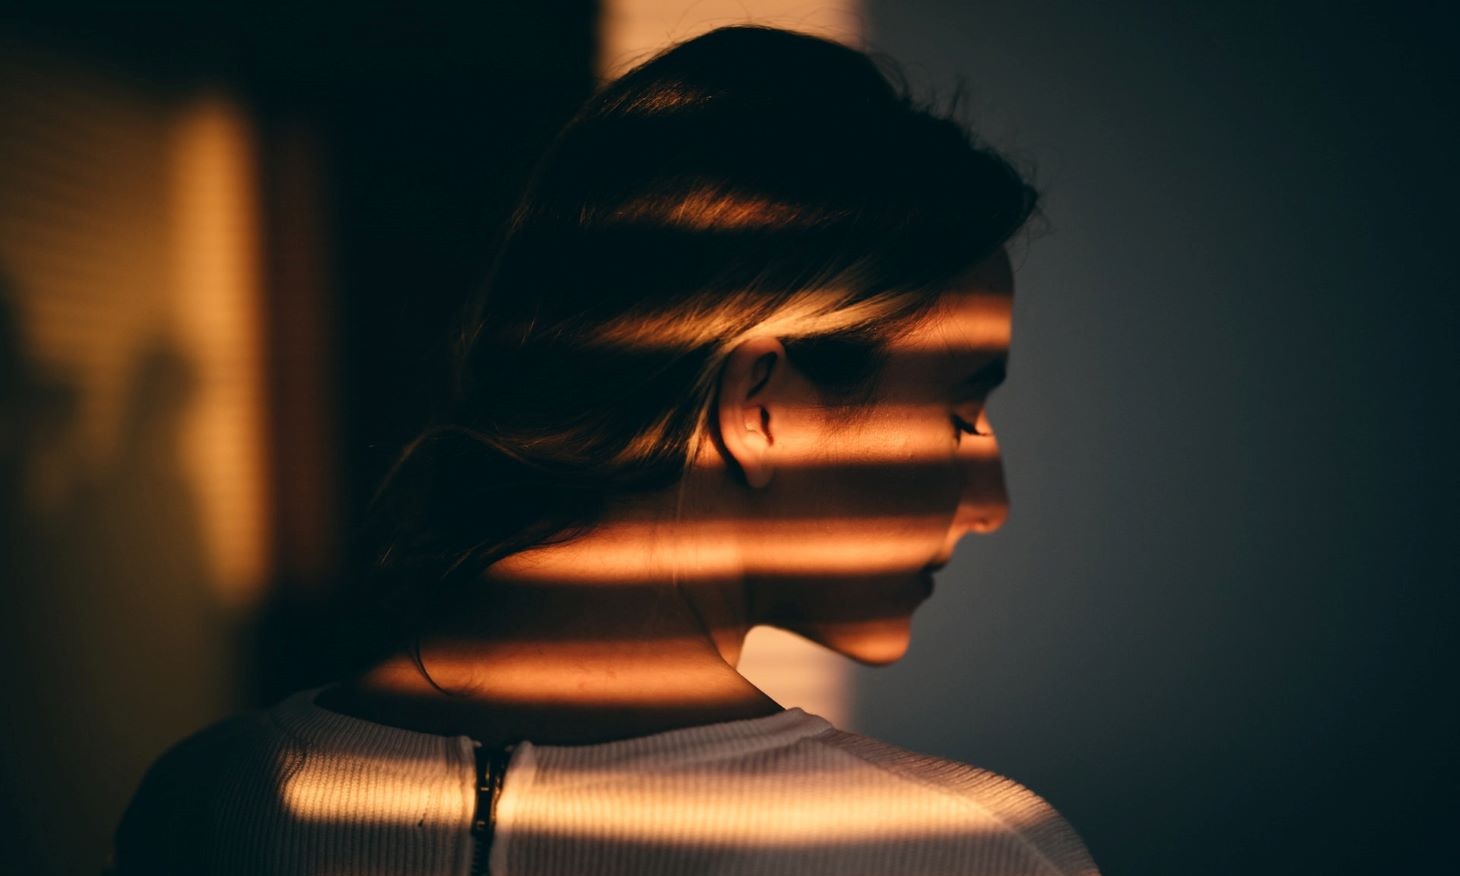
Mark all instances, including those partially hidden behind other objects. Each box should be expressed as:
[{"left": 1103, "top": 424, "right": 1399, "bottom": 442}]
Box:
[{"left": 355, "top": 25, "right": 1038, "bottom": 659}]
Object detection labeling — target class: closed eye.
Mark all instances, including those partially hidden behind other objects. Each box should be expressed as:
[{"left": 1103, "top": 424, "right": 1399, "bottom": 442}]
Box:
[{"left": 952, "top": 413, "right": 987, "bottom": 440}]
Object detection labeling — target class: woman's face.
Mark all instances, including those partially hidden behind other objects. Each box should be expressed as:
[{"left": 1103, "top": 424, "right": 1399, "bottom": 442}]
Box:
[{"left": 741, "top": 249, "right": 1014, "bottom": 665}]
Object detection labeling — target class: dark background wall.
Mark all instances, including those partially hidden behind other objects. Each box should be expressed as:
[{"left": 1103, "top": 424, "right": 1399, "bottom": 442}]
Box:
[{"left": 849, "top": 2, "right": 1458, "bottom": 874}]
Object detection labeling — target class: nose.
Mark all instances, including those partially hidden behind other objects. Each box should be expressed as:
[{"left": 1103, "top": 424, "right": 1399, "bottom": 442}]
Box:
[{"left": 954, "top": 412, "right": 1009, "bottom": 536}]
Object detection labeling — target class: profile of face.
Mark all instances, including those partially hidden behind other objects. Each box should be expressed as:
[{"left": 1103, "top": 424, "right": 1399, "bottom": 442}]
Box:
[{"left": 719, "top": 248, "right": 1014, "bottom": 665}]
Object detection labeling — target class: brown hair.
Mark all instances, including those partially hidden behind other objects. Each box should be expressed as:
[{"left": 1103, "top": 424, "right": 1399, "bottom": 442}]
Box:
[{"left": 358, "top": 25, "right": 1038, "bottom": 656}]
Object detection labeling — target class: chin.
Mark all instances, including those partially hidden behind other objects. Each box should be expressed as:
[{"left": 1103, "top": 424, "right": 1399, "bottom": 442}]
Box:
[
  {"left": 755, "top": 571, "right": 928, "bottom": 665},
  {"left": 798, "top": 616, "right": 915, "bottom": 666}
]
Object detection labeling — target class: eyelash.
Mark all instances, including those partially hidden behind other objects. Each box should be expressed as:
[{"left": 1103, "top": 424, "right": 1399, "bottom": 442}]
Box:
[{"left": 952, "top": 412, "right": 987, "bottom": 440}]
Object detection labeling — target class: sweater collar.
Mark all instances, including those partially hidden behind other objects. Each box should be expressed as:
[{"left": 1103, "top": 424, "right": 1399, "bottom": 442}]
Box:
[{"left": 273, "top": 685, "right": 835, "bottom": 763}]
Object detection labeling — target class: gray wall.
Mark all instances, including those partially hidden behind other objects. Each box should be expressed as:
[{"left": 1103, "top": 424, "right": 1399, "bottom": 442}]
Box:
[{"left": 850, "top": 2, "right": 1458, "bottom": 874}]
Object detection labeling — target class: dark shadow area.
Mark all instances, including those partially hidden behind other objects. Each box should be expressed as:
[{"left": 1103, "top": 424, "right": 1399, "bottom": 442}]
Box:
[
  {"left": 42, "top": 339, "right": 225, "bottom": 868},
  {"left": 236, "top": 1, "right": 602, "bottom": 706},
  {"left": 0, "top": 266, "right": 222, "bottom": 872},
  {"left": 0, "top": 268, "right": 78, "bottom": 875}
]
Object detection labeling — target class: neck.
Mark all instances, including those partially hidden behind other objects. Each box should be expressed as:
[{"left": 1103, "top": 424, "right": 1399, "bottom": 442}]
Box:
[{"left": 327, "top": 506, "right": 780, "bottom": 747}]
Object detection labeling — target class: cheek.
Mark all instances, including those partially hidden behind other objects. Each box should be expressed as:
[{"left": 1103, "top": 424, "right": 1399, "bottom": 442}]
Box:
[{"left": 817, "top": 409, "right": 962, "bottom": 537}]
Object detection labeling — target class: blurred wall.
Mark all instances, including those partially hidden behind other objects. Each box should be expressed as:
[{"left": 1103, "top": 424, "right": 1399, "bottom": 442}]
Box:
[
  {"left": 0, "top": 46, "right": 255, "bottom": 876},
  {"left": 0, "top": 5, "right": 598, "bottom": 873},
  {"left": 849, "top": 2, "right": 1458, "bottom": 874}
]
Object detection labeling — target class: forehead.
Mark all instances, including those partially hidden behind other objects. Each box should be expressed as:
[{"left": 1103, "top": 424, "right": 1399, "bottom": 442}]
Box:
[{"left": 883, "top": 249, "right": 1014, "bottom": 369}]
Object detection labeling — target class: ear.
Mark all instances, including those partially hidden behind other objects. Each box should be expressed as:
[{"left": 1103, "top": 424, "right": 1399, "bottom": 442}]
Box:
[{"left": 717, "top": 336, "right": 788, "bottom": 489}]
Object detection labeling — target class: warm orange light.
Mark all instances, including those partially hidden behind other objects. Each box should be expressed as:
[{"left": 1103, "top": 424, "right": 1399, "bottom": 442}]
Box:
[
  {"left": 501, "top": 779, "right": 1058, "bottom": 845},
  {"left": 884, "top": 293, "right": 1014, "bottom": 353},
  {"left": 280, "top": 747, "right": 1063, "bottom": 846},
  {"left": 587, "top": 291, "right": 1012, "bottom": 355},
  {"left": 356, "top": 639, "right": 828, "bottom": 708},
  {"left": 598, "top": 1, "right": 865, "bottom": 81},
  {"left": 493, "top": 515, "right": 954, "bottom": 583},
  {"left": 281, "top": 747, "right": 473, "bottom": 826},
  {"left": 690, "top": 410, "right": 1004, "bottom": 467},
  {"left": 168, "top": 95, "right": 272, "bottom": 610}
]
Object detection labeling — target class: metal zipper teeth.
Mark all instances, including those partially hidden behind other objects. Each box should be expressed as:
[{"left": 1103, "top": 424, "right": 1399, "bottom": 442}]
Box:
[{"left": 469, "top": 742, "right": 515, "bottom": 876}]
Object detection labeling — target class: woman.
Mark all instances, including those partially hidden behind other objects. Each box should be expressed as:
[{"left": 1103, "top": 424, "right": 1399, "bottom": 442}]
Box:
[{"left": 114, "top": 24, "right": 1099, "bottom": 876}]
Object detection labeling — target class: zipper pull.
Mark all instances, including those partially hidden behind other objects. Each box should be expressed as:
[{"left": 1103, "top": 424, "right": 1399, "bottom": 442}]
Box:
[{"left": 470, "top": 742, "right": 517, "bottom": 876}]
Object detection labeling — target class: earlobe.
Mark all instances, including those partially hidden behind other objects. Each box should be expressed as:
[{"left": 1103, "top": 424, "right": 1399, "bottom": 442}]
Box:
[{"left": 717, "top": 337, "right": 785, "bottom": 490}]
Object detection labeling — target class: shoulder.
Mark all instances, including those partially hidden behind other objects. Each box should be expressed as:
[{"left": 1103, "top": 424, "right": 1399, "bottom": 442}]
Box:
[
  {"left": 111, "top": 687, "right": 478, "bottom": 876},
  {"left": 109, "top": 706, "right": 298, "bottom": 875},
  {"left": 803, "top": 729, "right": 1100, "bottom": 876},
  {"left": 510, "top": 715, "right": 1100, "bottom": 876}
]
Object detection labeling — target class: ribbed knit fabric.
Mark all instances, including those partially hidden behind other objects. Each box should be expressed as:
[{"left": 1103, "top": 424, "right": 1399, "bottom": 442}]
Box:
[{"left": 112, "top": 687, "right": 1099, "bottom": 876}]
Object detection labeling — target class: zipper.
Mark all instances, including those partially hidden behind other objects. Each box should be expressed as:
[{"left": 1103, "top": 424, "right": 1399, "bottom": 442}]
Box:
[{"left": 469, "top": 741, "right": 515, "bottom": 876}]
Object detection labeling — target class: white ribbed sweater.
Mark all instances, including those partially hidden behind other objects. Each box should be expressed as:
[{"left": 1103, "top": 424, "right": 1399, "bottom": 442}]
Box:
[{"left": 113, "top": 687, "right": 1099, "bottom": 875}]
